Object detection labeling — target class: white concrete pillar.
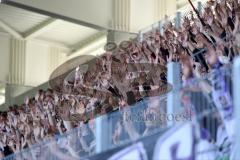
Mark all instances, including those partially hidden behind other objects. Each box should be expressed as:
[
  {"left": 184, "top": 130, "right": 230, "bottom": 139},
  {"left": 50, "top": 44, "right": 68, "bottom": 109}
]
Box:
[
  {"left": 48, "top": 46, "right": 67, "bottom": 75},
  {"left": 9, "top": 38, "right": 26, "bottom": 85},
  {"left": 112, "top": 0, "right": 130, "bottom": 31},
  {"left": 154, "top": 0, "right": 177, "bottom": 21},
  {"left": 4, "top": 38, "right": 28, "bottom": 107},
  {"left": 109, "top": 0, "right": 136, "bottom": 44}
]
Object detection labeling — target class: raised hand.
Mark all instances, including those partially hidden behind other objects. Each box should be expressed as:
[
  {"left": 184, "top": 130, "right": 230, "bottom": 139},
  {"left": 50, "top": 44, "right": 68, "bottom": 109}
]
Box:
[
  {"left": 112, "top": 121, "right": 122, "bottom": 144},
  {"left": 193, "top": 62, "right": 202, "bottom": 77},
  {"left": 24, "top": 96, "right": 29, "bottom": 105},
  {"left": 167, "top": 52, "right": 173, "bottom": 63},
  {"left": 59, "top": 100, "right": 71, "bottom": 121}
]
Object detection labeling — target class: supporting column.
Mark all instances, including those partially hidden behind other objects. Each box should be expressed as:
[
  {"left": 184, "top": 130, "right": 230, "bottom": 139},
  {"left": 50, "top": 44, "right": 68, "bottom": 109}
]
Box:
[
  {"left": 154, "top": 0, "right": 177, "bottom": 21},
  {"left": 232, "top": 57, "right": 240, "bottom": 159},
  {"left": 48, "top": 46, "right": 67, "bottom": 75},
  {"left": 5, "top": 38, "right": 27, "bottom": 106},
  {"left": 167, "top": 62, "right": 182, "bottom": 127},
  {"left": 109, "top": 0, "right": 137, "bottom": 44},
  {"left": 112, "top": 0, "right": 130, "bottom": 31},
  {"left": 9, "top": 38, "right": 26, "bottom": 85}
]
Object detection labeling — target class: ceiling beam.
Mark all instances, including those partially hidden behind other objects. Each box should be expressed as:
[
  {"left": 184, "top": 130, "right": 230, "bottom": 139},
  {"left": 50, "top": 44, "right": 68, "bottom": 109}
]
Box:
[
  {"left": 2, "top": 0, "right": 107, "bottom": 31},
  {"left": 24, "top": 18, "right": 61, "bottom": 40},
  {"left": 0, "top": 20, "right": 23, "bottom": 39},
  {"left": 70, "top": 31, "right": 107, "bottom": 55},
  {"left": 0, "top": 31, "right": 11, "bottom": 37}
]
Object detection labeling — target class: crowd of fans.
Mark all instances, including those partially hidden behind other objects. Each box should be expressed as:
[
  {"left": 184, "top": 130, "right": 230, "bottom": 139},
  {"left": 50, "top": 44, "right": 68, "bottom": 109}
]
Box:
[{"left": 0, "top": 0, "right": 239, "bottom": 159}]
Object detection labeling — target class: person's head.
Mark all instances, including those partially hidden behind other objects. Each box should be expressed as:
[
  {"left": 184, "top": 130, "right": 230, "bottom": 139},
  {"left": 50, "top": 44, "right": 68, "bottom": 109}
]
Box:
[
  {"left": 108, "top": 96, "right": 115, "bottom": 106},
  {"left": 195, "top": 34, "right": 204, "bottom": 48},
  {"left": 0, "top": 115, "right": 4, "bottom": 124},
  {"left": 172, "top": 53, "right": 180, "bottom": 62},
  {"left": 206, "top": 13, "right": 214, "bottom": 26},
  {"left": 191, "top": 24, "right": 199, "bottom": 35},
  {"left": 215, "top": 3, "right": 221, "bottom": 15},
  {"left": 206, "top": 0, "right": 215, "bottom": 7},
  {"left": 216, "top": 43, "right": 225, "bottom": 57},
  {"left": 180, "top": 55, "right": 194, "bottom": 79},
  {"left": 68, "top": 96, "right": 75, "bottom": 107},
  {"left": 200, "top": 66, "right": 207, "bottom": 75},
  {"left": 33, "top": 120, "right": 41, "bottom": 127},
  {"left": 183, "top": 17, "right": 190, "bottom": 29},
  {"left": 46, "top": 89, "right": 53, "bottom": 96},
  {"left": 101, "top": 55, "right": 107, "bottom": 61},
  {"left": 205, "top": 45, "right": 218, "bottom": 67}
]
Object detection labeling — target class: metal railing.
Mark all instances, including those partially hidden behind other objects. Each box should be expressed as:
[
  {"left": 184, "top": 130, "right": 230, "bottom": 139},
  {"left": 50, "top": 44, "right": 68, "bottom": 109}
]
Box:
[{"left": 2, "top": 94, "right": 169, "bottom": 160}]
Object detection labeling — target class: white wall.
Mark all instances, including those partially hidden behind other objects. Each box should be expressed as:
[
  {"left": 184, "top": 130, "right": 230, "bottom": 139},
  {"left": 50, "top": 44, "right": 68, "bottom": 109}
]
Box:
[
  {"left": 130, "top": 0, "right": 177, "bottom": 32},
  {"left": 0, "top": 33, "right": 10, "bottom": 83},
  {"left": 25, "top": 41, "right": 67, "bottom": 87},
  {"left": 25, "top": 41, "right": 50, "bottom": 86},
  {"left": 130, "top": 0, "right": 155, "bottom": 32},
  {"left": 166, "top": 0, "right": 177, "bottom": 16}
]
